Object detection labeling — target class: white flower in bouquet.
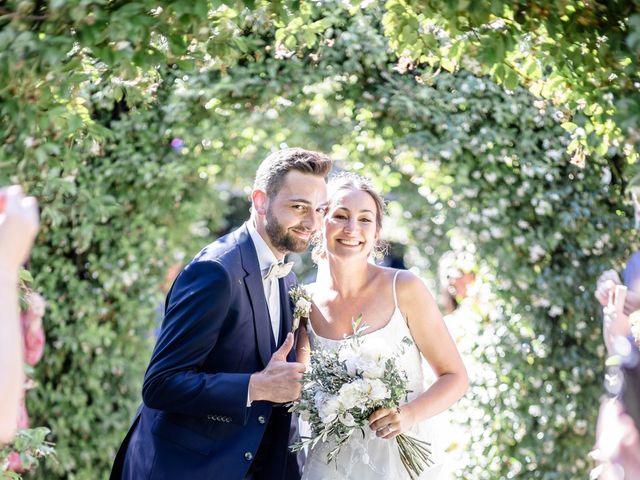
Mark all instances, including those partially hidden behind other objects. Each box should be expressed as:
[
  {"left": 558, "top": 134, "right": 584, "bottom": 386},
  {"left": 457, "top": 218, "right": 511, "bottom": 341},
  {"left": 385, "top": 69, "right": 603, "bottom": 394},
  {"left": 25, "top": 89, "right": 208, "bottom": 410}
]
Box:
[
  {"left": 338, "top": 412, "right": 356, "bottom": 427},
  {"left": 338, "top": 345, "right": 361, "bottom": 377},
  {"left": 362, "top": 358, "right": 388, "bottom": 379},
  {"left": 318, "top": 395, "right": 340, "bottom": 424},
  {"left": 337, "top": 382, "right": 363, "bottom": 410},
  {"left": 339, "top": 339, "right": 391, "bottom": 379},
  {"left": 360, "top": 343, "right": 392, "bottom": 378},
  {"left": 363, "top": 378, "right": 390, "bottom": 402}
]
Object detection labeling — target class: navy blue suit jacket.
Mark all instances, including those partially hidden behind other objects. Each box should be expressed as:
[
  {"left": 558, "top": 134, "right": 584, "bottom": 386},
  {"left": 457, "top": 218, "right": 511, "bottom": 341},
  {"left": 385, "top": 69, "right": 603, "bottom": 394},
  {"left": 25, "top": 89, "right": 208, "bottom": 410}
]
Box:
[{"left": 110, "top": 224, "right": 303, "bottom": 480}]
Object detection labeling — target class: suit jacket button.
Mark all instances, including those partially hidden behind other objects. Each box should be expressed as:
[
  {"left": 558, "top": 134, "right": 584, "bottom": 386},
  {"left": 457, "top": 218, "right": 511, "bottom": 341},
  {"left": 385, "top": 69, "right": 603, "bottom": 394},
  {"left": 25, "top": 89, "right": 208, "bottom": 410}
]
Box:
[
  {"left": 244, "top": 452, "right": 253, "bottom": 461},
  {"left": 258, "top": 415, "right": 266, "bottom": 424}
]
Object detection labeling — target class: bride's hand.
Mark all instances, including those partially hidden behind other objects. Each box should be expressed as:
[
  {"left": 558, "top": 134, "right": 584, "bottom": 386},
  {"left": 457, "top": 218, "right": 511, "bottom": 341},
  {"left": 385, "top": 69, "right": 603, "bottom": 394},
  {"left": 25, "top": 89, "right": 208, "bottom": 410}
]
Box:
[{"left": 368, "top": 406, "right": 413, "bottom": 439}]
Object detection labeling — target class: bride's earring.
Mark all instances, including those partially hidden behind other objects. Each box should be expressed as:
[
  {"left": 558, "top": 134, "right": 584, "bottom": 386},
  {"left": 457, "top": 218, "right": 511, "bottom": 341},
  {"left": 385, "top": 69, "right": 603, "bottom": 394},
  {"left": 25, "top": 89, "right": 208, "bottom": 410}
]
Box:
[{"left": 370, "top": 239, "right": 384, "bottom": 263}]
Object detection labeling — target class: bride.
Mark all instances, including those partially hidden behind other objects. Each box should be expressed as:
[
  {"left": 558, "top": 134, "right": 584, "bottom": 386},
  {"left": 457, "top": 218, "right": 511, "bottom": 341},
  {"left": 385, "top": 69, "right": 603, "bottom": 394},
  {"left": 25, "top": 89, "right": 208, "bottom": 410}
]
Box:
[{"left": 297, "top": 173, "right": 468, "bottom": 479}]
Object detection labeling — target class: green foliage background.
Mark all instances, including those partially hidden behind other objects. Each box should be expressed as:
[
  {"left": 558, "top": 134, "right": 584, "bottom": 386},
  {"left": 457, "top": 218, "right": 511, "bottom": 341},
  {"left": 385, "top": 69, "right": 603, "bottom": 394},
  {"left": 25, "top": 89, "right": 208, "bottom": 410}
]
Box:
[{"left": 1, "top": 1, "right": 638, "bottom": 478}]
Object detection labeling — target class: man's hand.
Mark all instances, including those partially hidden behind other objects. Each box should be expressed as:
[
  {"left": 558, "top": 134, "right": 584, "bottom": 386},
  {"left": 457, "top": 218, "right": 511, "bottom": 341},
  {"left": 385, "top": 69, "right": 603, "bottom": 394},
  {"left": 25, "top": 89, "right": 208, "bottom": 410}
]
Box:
[
  {"left": 249, "top": 333, "right": 305, "bottom": 403},
  {"left": 596, "top": 270, "right": 622, "bottom": 307}
]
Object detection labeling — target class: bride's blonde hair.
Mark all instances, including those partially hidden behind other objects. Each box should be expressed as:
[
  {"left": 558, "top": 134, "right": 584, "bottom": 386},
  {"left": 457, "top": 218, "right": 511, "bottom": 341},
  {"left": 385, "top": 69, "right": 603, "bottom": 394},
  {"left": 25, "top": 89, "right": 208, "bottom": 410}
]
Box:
[{"left": 312, "top": 172, "right": 388, "bottom": 263}]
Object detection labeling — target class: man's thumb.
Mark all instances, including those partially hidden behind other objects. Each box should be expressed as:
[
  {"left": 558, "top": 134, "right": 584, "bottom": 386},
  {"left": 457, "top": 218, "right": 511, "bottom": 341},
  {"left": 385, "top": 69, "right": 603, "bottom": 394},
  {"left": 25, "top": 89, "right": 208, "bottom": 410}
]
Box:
[{"left": 272, "top": 332, "right": 294, "bottom": 360}]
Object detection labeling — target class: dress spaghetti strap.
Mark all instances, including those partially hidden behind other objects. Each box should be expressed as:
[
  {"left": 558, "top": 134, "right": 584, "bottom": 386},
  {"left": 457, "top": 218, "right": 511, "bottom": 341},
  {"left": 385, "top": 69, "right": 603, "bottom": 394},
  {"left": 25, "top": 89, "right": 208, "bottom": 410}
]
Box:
[{"left": 392, "top": 270, "right": 400, "bottom": 310}]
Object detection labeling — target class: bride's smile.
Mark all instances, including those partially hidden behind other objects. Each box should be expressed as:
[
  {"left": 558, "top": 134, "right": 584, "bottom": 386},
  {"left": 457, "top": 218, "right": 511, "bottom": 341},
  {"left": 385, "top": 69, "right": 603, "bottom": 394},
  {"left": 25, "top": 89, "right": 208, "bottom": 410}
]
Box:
[{"left": 336, "top": 239, "right": 362, "bottom": 246}]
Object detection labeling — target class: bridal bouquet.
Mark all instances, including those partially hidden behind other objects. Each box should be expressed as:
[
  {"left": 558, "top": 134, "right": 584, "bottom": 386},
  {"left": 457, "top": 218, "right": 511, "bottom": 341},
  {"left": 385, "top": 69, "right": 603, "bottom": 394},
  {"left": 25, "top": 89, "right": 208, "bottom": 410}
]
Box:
[{"left": 290, "top": 318, "right": 433, "bottom": 479}]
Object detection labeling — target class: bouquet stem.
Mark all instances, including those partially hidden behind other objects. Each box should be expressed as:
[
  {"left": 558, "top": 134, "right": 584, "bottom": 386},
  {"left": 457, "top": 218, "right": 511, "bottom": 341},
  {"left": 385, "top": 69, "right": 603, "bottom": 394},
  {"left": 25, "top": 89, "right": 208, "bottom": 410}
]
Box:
[{"left": 396, "top": 433, "right": 433, "bottom": 480}]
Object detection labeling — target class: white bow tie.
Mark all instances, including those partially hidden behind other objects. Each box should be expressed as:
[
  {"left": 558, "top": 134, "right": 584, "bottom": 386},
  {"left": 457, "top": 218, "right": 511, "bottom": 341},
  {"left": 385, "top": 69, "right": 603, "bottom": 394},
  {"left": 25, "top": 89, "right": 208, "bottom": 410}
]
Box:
[{"left": 263, "top": 261, "right": 294, "bottom": 281}]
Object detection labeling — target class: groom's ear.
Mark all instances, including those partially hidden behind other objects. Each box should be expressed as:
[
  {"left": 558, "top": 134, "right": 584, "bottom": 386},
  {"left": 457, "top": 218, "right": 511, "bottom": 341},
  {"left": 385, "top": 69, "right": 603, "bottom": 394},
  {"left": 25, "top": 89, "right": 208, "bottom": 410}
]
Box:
[{"left": 251, "top": 189, "right": 269, "bottom": 216}]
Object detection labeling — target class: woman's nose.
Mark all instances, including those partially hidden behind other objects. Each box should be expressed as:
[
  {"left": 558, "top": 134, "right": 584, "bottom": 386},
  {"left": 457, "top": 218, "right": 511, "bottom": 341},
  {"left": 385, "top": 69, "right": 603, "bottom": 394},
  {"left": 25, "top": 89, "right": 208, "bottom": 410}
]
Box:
[{"left": 343, "top": 218, "right": 356, "bottom": 232}]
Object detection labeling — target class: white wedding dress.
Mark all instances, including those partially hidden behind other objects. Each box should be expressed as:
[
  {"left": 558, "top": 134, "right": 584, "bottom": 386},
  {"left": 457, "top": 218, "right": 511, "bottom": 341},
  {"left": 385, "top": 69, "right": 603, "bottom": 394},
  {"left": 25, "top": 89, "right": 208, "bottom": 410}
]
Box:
[{"left": 301, "top": 272, "right": 446, "bottom": 480}]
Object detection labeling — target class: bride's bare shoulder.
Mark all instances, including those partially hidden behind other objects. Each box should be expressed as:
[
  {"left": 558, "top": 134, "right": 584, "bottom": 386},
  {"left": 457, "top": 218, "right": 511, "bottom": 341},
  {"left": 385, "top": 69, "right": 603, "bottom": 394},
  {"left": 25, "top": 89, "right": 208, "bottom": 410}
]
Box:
[
  {"left": 391, "top": 269, "right": 435, "bottom": 302},
  {"left": 373, "top": 266, "right": 419, "bottom": 283},
  {"left": 368, "top": 266, "right": 425, "bottom": 298},
  {"left": 370, "top": 265, "right": 407, "bottom": 280}
]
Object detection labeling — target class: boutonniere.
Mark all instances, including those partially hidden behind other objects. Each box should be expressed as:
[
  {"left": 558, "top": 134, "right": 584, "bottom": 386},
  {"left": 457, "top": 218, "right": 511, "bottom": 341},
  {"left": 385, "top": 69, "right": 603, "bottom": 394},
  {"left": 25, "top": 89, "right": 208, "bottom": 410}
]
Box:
[{"left": 289, "top": 285, "right": 312, "bottom": 333}]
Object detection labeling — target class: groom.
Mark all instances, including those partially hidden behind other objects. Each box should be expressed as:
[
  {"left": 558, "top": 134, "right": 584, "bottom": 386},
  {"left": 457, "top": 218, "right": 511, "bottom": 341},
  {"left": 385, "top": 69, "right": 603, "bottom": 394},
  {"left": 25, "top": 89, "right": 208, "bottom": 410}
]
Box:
[{"left": 110, "top": 148, "right": 332, "bottom": 480}]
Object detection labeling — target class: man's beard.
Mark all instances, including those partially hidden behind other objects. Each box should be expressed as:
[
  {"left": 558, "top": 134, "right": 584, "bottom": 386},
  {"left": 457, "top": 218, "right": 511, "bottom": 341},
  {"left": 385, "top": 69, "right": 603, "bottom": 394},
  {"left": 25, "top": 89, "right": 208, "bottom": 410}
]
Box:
[{"left": 265, "top": 207, "right": 311, "bottom": 254}]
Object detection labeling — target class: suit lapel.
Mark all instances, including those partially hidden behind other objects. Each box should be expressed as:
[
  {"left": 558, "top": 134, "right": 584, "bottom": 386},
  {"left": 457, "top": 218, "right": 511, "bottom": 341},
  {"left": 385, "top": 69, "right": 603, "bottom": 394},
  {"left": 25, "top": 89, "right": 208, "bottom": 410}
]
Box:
[
  {"left": 279, "top": 275, "right": 296, "bottom": 362},
  {"left": 236, "top": 224, "right": 272, "bottom": 368},
  {"left": 279, "top": 277, "right": 293, "bottom": 337}
]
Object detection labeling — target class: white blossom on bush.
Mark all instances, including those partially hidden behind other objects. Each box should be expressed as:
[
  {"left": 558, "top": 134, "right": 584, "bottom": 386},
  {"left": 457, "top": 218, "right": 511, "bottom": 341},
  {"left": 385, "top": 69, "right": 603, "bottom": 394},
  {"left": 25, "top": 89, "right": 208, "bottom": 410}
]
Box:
[
  {"left": 548, "top": 306, "right": 563, "bottom": 317},
  {"left": 528, "top": 244, "right": 546, "bottom": 262}
]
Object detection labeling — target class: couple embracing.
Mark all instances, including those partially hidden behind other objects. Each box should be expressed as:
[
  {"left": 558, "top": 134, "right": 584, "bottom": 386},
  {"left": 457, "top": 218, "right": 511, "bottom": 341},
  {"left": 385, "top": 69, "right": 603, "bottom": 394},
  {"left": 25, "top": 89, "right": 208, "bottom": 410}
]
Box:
[{"left": 110, "top": 148, "right": 468, "bottom": 480}]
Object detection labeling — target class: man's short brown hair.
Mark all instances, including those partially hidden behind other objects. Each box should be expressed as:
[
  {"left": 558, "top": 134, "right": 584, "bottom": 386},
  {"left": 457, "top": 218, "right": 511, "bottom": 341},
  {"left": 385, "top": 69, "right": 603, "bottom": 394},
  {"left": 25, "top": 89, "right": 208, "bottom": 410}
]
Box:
[{"left": 253, "top": 148, "right": 333, "bottom": 198}]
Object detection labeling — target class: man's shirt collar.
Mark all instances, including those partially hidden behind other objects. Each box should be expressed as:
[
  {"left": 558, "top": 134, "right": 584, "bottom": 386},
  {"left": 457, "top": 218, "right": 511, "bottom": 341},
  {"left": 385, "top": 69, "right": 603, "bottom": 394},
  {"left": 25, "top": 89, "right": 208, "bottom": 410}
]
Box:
[{"left": 247, "top": 220, "right": 281, "bottom": 275}]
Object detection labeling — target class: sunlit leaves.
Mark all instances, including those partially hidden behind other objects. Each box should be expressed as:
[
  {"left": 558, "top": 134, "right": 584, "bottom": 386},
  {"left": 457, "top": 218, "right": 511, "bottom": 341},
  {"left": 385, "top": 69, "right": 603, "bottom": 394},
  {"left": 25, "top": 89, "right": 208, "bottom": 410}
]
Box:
[{"left": 382, "top": 1, "right": 640, "bottom": 162}]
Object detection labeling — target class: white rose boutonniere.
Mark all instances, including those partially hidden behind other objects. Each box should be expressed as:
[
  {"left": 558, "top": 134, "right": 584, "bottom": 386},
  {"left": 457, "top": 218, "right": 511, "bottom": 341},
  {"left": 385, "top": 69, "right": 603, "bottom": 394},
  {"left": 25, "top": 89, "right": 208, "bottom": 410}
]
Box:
[{"left": 289, "top": 285, "right": 312, "bottom": 333}]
